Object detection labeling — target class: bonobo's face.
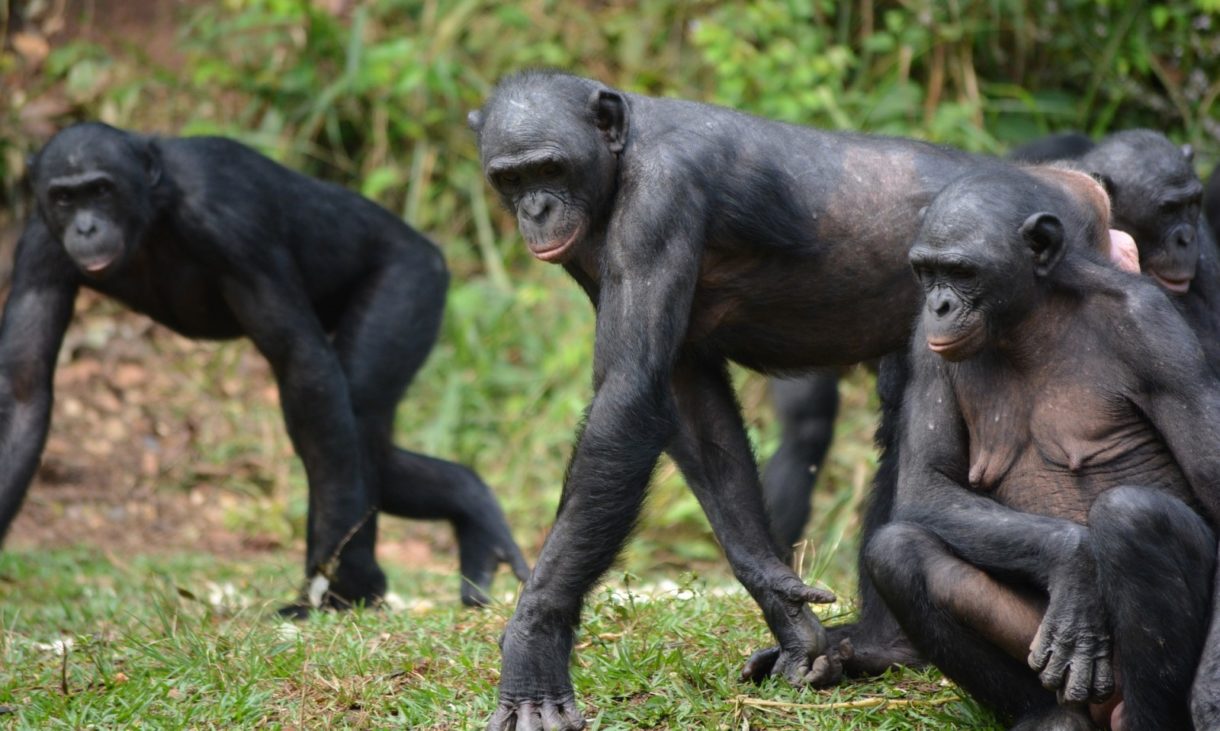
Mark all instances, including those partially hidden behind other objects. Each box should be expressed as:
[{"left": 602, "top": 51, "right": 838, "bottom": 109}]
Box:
[
  {"left": 32, "top": 124, "right": 158, "bottom": 279},
  {"left": 470, "top": 74, "right": 625, "bottom": 264},
  {"left": 910, "top": 175, "right": 1064, "bottom": 362},
  {"left": 1085, "top": 131, "right": 1202, "bottom": 294}
]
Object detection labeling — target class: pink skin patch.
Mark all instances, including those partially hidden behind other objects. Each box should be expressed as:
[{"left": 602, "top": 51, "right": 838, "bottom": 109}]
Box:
[{"left": 1108, "top": 229, "right": 1140, "bottom": 274}]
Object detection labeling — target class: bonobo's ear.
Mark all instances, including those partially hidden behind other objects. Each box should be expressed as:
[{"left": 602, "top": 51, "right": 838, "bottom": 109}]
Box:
[
  {"left": 588, "top": 88, "right": 628, "bottom": 154},
  {"left": 1090, "top": 172, "right": 1116, "bottom": 200},
  {"left": 467, "top": 109, "right": 484, "bottom": 133},
  {"left": 1019, "top": 212, "right": 1065, "bottom": 277},
  {"left": 141, "top": 139, "right": 162, "bottom": 187},
  {"left": 1182, "top": 143, "right": 1194, "bottom": 162}
]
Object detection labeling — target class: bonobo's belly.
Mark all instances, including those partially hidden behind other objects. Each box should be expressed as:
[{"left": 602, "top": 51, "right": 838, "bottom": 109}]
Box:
[
  {"left": 988, "top": 426, "right": 1194, "bottom": 524},
  {"left": 688, "top": 250, "right": 920, "bottom": 370}
]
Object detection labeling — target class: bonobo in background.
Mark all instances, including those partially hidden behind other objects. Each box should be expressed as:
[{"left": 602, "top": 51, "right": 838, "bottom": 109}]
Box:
[
  {"left": 865, "top": 166, "right": 1220, "bottom": 731},
  {"left": 0, "top": 123, "right": 528, "bottom": 614},
  {"left": 1206, "top": 163, "right": 1220, "bottom": 237},
  {"left": 468, "top": 69, "right": 1027, "bottom": 730}
]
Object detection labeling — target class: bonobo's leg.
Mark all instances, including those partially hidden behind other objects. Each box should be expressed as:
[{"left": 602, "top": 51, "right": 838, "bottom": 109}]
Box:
[
  {"left": 1088, "top": 487, "right": 1213, "bottom": 731},
  {"left": 331, "top": 238, "right": 528, "bottom": 606},
  {"left": 826, "top": 352, "right": 921, "bottom": 676},
  {"left": 761, "top": 373, "right": 839, "bottom": 552},
  {"left": 668, "top": 355, "right": 842, "bottom": 687},
  {"left": 865, "top": 521, "right": 1057, "bottom": 724}
]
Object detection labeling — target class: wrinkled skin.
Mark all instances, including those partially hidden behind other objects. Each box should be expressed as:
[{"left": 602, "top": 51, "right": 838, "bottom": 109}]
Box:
[
  {"left": 0, "top": 123, "right": 528, "bottom": 611},
  {"left": 866, "top": 166, "right": 1220, "bottom": 730}
]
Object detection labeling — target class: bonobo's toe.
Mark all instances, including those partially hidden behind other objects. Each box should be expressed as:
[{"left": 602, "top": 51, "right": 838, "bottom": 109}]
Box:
[
  {"left": 740, "top": 639, "right": 852, "bottom": 688},
  {"left": 487, "top": 699, "right": 585, "bottom": 731},
  {"left": 458, "top": 514, "right": 531, "bottom": 607}
]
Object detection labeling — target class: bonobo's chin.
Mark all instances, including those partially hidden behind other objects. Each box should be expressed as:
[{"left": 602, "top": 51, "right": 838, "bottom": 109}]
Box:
[
  {"left": 527, "top": 228, "right": 581, "bottom": 264},
  {"left": 1150, "top": 269, "right": 1193, "bottom": 295},
  {"left": 926, "top": 329, "right": 985, "bottom": 362}
]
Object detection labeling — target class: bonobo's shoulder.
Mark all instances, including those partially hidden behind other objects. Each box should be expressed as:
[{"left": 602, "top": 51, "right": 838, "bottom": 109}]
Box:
[{"left": 1090, "top": 272, "right": 1200, "bottom": 357}]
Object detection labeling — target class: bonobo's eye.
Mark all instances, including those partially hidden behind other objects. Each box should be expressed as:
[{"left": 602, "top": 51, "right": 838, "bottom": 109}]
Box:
[
  {"left": 944, "top": 263, "right": 976, "bottom": 281},
  {"left": 539, "top": 162, "right": 563, "bottom": 179},
  {"left": 51, "top": 189, "right": 71, "bottom": 207},
  {"left": 495, "top": 170, "right": 521, "bottom": 188},
  {"left": 91, "top": 180, "right": 113, "bottom": 199}
]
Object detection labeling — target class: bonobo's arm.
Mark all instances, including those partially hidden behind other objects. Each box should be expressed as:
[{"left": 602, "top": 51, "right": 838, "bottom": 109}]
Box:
[
  {"left": 897, "top": 345, "right": 1113, "bottom": 703},
  {"left": 0, "top": 220, "right": 79, "bottom": 541},
  {"left": 217, "top": 260, "right": 371, "bottom": 582},
  {"left": 1126, "top": 291, "right": 1220, "bottom": 522},
  {"left": 490, "top": 175, "right": 703, "bottom": 729}
]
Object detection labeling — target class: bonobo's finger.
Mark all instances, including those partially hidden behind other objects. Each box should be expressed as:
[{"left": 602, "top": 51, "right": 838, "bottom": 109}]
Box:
[
  {"left": 795, "top": 585, "right": 837, "bottom": 604},
  {"left": 740, "top": 646, "right": 781, "bottom": 683},
  {"left": 1038, "top": 643, "right": 1071, "bottom": 692},
  {"left": 1061, "top": 653, "right": 1094, "bottom": 703},
  {"left": 486, "top": 705, "right": 515, "bottom": 731},
  {"left": 541, "top": 702, "right": 585, "bottom": 731},
  {"left": 1091, "top": 654, "right": 1115, "bottom": 702},
  {"left": 777, "top": 577, "right": 836, "bottom": 605},
  {"left": 516, "top": 702, "right": 541, "bottom": 731},
  {"left": 1028, "top": 624, "right": 1052, "bottom": 672},
  {"left": 803, "top": 653, "right": 844, "bottom": 688}
]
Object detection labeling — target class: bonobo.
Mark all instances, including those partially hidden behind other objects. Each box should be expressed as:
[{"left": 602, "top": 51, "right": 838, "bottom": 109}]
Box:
[
  {"left": 469, "top": 70, "right": 1022, "bottom": 730},
  {"left": 0, "top": 123, "right": 528, "bottom": 612},
  {"left": 1207, "top": 164, "right": 1220, "bottom": 236},
  {"left": 865, "top": 165, "right": 1220, "bottom": 730},
  {"left": 1073, "top": 131, "right": 1219, "bottom": 370}
]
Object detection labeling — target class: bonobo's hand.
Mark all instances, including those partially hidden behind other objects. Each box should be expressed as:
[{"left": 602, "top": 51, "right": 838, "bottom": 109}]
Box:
[
  {"left": 1028, "top": 544, "right": 1114, "bottom": 704},
  {"left": 487, "top": 612, "right": 585, "bottom": 731},
  {"left": 1107, "top": 229, "right": 1140, "bottom": 274},
  {"left": 739, "top": 576, "right": 845, "bottom": 687}
]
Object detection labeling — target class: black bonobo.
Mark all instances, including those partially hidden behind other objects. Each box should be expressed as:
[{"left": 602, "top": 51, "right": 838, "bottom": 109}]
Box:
[
  {"left": 0, "top": 123, "right": 528, "bottom": 612},
  {"left": 469, "top": 70, "right": 1020, "bottom": 730},
  {"left": 865, "top": 165, "right": 1220, "bottom": 731},
  {"left": 1206, "top": 164, "right": 1220, "bottom": 236}
]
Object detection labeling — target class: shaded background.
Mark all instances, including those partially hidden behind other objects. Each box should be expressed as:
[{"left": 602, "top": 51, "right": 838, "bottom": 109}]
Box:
[{"left": 1, "top": 0, "right": 1218, "bottom": 603}]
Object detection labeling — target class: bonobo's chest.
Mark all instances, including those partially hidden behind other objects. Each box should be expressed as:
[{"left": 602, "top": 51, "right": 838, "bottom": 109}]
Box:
[
  {"left": 953, "top": 355, "right": 1191, "bottom": 523},
  {"left": 87, "top": 240, "right": 243, "bottom": 340}
]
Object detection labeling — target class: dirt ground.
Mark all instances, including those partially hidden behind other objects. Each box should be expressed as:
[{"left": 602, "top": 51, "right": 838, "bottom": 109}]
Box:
[{"left": 5, "top": 292, "right": 450, "bottom": 575}]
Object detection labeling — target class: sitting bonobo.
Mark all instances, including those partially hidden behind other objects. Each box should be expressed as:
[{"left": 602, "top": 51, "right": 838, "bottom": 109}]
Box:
[
  {"left": 865, "top": 166, "right": 1220, "bottom": 730},
  {"left": 0, "top": 123, "right": 528, "bottom": 612}
]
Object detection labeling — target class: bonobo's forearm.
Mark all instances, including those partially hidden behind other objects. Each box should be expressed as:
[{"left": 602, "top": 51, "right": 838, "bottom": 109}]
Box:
[
  {"left": 898, "top": 483, "right": 1086, "bottom": 587},
  {"left": 0, "top": 381, "right": 53, "bottom": 542},
  {"left": 524, "top": 373, "right": 677, "bottom": 620}
]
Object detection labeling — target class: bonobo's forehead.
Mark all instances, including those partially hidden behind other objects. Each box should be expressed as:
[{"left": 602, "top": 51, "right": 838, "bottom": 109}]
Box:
[
  {"left": 1087, "top": 130, "right": 1194, "bottom": 185},
  {"left": 36, "top": 123, "right": 140, "bottom": 181},
  {"left": 478, "top": 72, "right": 600, "bottom": 155},
  {"left": 918, "top": 174, "right": 1032, "bottom": 255}
]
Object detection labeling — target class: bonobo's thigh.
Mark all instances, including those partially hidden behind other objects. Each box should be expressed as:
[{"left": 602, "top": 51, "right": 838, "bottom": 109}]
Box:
[
  {"left": 1088, "top": 487, "right": 1214, "bottom": 731},
  {"left": 330, "top": 243, "right": 447, "bottom": 439},
  {"left": 865, "top": 521, "right": 1054, "bottom": 722},
  {"left": 762, "top": 373, "right": 839, "bottom": 550}
]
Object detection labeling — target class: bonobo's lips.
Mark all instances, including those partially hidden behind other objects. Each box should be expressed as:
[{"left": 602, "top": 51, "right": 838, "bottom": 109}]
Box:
[
  {"left": 1151, "top": 270, "right": 1192, "bottom": 294},
  {"left": 81, "top": 254, "right": 119, "bottom": 275},
  {"left": 926, "top": 330, "right": 980, "bottom": 359},
  {"left": 528, "top": 228, "right": 581, "bottom": 263}
]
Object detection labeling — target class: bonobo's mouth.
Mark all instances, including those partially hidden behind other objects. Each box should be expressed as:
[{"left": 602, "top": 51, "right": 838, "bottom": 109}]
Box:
[
  {"left": 528, "top": 227, "right": 581, "bottom": 263},
  {"left": 80, "top": 254, "right": 120, "bottom": 276},
  {"left": 1150, "top": 270, "right": 1193, "bottom": 294},
  {"left": 926, "top": 328, "right": 983, "bottom": 361}
]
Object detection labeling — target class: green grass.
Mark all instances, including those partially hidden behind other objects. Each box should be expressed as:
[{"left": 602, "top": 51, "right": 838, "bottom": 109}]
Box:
[{"left": 0, "top": 548, "right": 1001, "bottom": 730}]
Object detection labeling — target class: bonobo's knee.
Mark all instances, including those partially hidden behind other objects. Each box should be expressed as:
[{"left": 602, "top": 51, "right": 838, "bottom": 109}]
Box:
[
  {"left": 863, "top": 521, "right": 933, "bottom": 596},
  {"left": 1089, "top": 485, "right": 1210, "bottom": 551}
]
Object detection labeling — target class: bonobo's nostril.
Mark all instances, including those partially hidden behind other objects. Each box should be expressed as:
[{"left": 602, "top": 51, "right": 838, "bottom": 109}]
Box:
[
  {"left": 522, "top": 195, "right": 551, "bottom": 222},
  {"left": 75, "top": 218, "right": 97, "bottom": 236}
]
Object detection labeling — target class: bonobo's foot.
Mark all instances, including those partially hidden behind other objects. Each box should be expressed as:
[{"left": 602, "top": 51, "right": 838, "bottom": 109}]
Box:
[
  {"left": 276, "top": 561, "right": 387, "bottom": 620},
  {"left": 740, "top": 571, "right": 844, "bottom": 687},
  {"left": 741, "top": 638, "right": 854, "bottom": 688},
  {"left": 488, "top": 612, "right": 584, "bottom": 730},
  {"left": 1011, "top": 704, "right": 1099, "bottom": 731},
  {"left": 457, "top": 499, "right": 531, "bottom": 607},
  {"left": 824, "top": 621, "right": 924, "bottom": 677}
]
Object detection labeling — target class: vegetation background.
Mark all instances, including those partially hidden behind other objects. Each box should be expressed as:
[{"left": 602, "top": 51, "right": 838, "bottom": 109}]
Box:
[{"left": 0, "top": 0, "right": 1217, "bottom": 728}]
